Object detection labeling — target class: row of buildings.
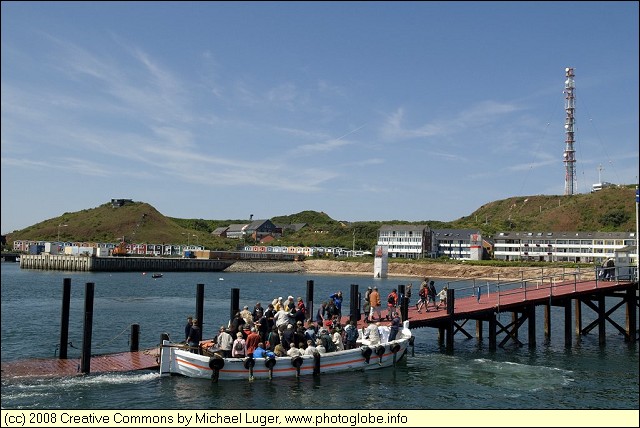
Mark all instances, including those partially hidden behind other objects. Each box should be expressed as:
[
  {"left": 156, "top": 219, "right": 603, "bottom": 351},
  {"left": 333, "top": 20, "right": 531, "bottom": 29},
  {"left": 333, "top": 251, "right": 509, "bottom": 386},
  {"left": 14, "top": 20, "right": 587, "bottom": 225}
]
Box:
[
  {"left": 11, "top": 222, "right": 637, "bottom": 267},
  {"left": 377, "top": 224, "right": 637, "bottom": 266}
]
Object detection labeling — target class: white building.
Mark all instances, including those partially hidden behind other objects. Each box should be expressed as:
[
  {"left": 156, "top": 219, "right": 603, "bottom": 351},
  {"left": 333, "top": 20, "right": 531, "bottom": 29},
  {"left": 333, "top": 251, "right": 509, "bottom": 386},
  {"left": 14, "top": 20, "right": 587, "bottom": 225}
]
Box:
[{"left": 492, "top": 231, "right": 637, "bottom": 265}]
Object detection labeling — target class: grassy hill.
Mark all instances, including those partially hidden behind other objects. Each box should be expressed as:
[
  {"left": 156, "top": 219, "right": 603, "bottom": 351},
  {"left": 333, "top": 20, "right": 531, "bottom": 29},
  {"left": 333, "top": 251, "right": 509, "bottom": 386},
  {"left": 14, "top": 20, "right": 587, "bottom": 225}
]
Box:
[{"left": 4, "top": 185, "right": 637, "bottom": 252}]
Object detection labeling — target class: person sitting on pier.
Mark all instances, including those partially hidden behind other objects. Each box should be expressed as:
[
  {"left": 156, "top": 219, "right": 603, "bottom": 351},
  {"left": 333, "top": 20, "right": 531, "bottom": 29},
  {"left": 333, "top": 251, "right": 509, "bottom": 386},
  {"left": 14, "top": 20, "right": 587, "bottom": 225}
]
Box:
[
  {"left": 252, "top": 342, "right": 266, "bottom": 358},
  {"left": 363, "top": 320, "right": 381, "bottom": 345},
  {"left": 315, "top": 338, "right": 326, "bottom": 354},
  {"left": 287, "top": 341, "right": 303, "bottom": 357},
  {"left": 304, "top": 339, "right": 317, "bottom": 355},
  {"left": 332, "top": 326, "right": 345, "bottom": 351}
]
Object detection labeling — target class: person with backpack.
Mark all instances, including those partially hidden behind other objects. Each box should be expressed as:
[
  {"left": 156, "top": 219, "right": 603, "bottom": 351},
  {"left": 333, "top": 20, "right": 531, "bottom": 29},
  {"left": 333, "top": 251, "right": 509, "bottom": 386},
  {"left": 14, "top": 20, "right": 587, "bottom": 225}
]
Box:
[
  {"left": 416, "top": 283, "right": 429, "bottom": 313},
  {"left": 344, "top": 320, "right": 359, "bottom": 349},
  {"left": 231, "top": 332, "right": 246, "bottom": 358}
]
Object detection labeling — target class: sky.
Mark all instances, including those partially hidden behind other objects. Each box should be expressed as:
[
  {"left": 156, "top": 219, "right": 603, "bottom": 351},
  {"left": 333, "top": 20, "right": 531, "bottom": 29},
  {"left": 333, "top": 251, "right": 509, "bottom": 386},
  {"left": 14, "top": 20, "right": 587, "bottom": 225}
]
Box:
[{"left": 1, "top": 2, "right": 638, "bottom": 234}]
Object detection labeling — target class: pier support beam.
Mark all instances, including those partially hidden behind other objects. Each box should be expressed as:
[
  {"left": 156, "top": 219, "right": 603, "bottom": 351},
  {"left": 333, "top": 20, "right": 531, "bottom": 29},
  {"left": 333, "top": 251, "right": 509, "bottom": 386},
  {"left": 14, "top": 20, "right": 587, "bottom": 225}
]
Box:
[
  {"left": 544, "top": 303, "right": 551, "bottom": 343},
  {"left": 598, "top": 295, "right": 606, "bottom": 346},
  {"left": 527, "top": 304, "right": 536, "bottom": 348},
  {"left": 564, "top": 299, "right": 572, "bottom": 348},
  {"left": 488, "top": 313, "right": 497, "bottom": 350},
  {"left": 475, "top": 319, "right": 483, "bottom": 341},
  {"left": 575, "top": 299, "right": 582, "bottom": 338},
  {"left": 625, "top": 288, "right": 637, "bottom": 343}
]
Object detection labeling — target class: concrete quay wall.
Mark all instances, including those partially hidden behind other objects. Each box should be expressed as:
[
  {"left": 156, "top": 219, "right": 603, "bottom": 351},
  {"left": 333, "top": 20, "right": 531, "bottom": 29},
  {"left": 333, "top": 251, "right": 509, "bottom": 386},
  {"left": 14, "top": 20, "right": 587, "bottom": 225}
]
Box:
[{"left": 19, "top": 255, "right": 234, "bottom": 272}]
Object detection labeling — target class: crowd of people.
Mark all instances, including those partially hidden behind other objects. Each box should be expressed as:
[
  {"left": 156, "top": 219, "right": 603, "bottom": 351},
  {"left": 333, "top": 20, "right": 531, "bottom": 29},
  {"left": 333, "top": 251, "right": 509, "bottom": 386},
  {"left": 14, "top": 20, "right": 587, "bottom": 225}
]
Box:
[
  {"left": 184, "top": 291, "right": 363, "bottom": 358},
  {"left": 183, "top": 281, "right": 446, "bottom": 357}
]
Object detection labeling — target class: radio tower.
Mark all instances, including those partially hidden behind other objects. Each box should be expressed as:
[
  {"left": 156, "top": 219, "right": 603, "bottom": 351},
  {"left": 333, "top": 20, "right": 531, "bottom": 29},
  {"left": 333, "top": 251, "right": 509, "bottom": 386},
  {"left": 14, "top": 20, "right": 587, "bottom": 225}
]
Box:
[{"left": 563, "top": 67, "right": 576, "bottom": 195}]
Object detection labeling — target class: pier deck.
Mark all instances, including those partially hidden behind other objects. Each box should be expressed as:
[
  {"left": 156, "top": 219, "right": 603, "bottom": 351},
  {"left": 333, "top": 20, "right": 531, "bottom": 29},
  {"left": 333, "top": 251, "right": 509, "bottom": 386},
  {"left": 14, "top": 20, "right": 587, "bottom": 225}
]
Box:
[{"left": 1, "top": 349, "right": 159, "bottom": 380}]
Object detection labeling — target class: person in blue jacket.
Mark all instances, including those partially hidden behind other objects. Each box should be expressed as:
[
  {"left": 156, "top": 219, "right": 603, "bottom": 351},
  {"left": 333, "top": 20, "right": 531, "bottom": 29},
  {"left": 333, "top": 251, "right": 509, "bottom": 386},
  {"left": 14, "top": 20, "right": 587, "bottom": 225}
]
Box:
[{"left": 329, "top": 291, "right": 343, "bottom": 318}]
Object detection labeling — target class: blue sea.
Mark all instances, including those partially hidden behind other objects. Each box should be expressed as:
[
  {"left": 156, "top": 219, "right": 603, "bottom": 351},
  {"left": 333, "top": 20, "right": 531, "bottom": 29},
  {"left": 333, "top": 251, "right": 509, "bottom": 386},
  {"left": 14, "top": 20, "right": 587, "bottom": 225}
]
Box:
[{"left": 1, "top": 262, "right": 638, "bottom": 419}]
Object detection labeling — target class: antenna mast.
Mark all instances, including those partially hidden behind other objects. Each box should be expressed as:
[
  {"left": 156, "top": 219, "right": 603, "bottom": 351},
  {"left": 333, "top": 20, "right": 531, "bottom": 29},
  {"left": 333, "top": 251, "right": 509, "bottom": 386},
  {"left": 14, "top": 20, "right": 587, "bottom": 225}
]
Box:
[{"left": 563, "top": 67, "right": 576, "bottom": 195}]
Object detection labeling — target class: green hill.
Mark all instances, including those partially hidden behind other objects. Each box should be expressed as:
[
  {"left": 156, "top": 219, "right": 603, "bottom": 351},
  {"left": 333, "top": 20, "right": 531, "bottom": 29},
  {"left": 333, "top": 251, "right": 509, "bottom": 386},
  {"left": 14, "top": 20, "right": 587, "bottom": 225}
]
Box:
[{"left": 4, "top": 185, "right": 637, "bottom": 252}]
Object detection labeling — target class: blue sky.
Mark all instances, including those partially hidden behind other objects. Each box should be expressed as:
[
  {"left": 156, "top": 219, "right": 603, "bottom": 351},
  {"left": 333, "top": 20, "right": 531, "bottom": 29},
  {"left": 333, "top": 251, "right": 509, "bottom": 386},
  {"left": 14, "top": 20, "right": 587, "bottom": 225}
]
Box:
[{"left": 2, "top": 2, "right": 638, "bottom": 234}]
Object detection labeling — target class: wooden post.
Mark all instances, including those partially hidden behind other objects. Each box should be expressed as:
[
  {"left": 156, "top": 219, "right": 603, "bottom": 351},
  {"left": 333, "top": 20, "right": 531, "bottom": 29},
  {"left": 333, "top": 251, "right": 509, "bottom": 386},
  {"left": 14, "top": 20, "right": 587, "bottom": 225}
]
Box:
[
  {"left": 80, "top": 282, "right": 95, "bottom": 374},
  {"left": 196, "top": 284, "right": 204, "bottom": 337},
  {"left": 130, "top": 323, "right": 140, "bottom": 352},
  {"left": 230, "top": 288, "right": 239, "bottom": 327},
  {"left": 349, "top": 283, "right": 359, "bottom": 323},
  {"left": 306, "top": 280, "right": 314, "bottom": 323},
  {"left": 59, "top": 278, "right": 71, "bottom": 359}
]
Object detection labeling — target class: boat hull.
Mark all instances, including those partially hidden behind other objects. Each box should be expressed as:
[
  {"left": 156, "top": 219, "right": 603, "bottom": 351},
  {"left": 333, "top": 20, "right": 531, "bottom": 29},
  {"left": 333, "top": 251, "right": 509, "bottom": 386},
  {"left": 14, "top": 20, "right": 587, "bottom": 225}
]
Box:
[{"left": 160, "top": 323, "right": 411, "bottom": 381}]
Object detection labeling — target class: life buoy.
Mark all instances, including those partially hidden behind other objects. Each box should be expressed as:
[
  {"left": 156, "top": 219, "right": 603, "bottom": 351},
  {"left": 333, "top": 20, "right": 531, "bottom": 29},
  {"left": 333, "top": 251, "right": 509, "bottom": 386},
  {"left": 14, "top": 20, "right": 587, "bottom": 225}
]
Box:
[
  {"left": 361, "top": 346, "right": 372, "bottom": 364},
  {"left": 243, "top": 357, "right": 255, "bottom": 369},
  {"left": 375, "top": 345, "right": 385, "bottom": 357},
  {"left": 390, "top": 343, "right": 401, "bottom": 354},
  {"left": 291, "top": 355, "right": 303, "bottom": 377},
  {"left": 208, "top": 356, "right": 225, "bottom": 370},
  {"left": 291, "top": 356, "right": 303, "bottom": 368},
  {"left": 265, "top": 355, "right": 277, "bottom": 369}
]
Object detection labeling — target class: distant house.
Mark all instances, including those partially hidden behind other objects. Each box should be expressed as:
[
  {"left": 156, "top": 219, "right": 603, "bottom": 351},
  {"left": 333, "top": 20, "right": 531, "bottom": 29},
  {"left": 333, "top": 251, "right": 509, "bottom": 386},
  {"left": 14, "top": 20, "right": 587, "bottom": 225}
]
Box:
[
  {"left": 226, "top": 224, "right": 249, "bottom": 239},
  {"left": 244, "top": 219, "right": 279, "bottom": 241},
  {"left": 276, "top": 223, "right": 308, "bottom": 234},
  {"left": 377, "top": 224, "right": 431, "bottom": 259},
  {"left": 431, "top": 228, "right": 485, "bottom": 260},
  {"left": 111, "top": 198, "right": 133, "bottom": 208},
  {"left": 211, "top": 226, "right": 229, "bottom": 238}
]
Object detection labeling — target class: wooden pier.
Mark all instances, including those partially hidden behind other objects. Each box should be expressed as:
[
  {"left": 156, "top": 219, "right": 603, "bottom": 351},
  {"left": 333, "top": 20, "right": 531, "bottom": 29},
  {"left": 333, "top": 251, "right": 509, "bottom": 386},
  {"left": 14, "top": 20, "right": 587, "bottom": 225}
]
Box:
[
  {"left": 1, "top": 349, "right": 159, "bottom": 380},
  {"left": 361, "top": 273, "right": 639, "bottom": 351}
]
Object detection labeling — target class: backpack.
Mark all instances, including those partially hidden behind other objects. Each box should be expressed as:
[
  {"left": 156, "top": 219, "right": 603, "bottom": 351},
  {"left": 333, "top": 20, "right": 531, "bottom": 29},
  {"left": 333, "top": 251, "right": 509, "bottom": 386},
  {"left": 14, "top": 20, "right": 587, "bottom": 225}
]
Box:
[
  {"left": 388, "top": 294, "right": 395, "bottom": 304},
  {"left": 234, "top": 340, "right": 244, "bottom": 352},
  {"left": 419, "top": 287, "right": 427, "bottom": 298},
  {"left": 345, "top": 325, "right": 358, "bottom": 342}
]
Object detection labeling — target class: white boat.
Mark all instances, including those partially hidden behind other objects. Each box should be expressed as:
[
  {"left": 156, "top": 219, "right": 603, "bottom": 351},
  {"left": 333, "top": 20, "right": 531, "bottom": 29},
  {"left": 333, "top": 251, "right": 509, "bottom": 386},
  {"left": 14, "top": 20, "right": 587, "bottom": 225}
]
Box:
[{"left": 159, "top": 320, "right": 412, "bottom": 381}]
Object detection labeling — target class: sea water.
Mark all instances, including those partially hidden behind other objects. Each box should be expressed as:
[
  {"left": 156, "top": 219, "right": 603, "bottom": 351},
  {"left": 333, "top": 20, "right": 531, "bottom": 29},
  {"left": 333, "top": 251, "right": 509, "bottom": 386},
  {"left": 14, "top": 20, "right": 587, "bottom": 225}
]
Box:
[{"left": 1, "top": 262, "right": 638, "bottom": 411}]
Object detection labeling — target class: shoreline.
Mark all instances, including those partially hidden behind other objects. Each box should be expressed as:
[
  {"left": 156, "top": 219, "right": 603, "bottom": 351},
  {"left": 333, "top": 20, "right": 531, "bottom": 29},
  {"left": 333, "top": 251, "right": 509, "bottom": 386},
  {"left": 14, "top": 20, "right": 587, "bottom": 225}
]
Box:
[{"left": 224, "top": 259, "right": 581, "bottom": 281}]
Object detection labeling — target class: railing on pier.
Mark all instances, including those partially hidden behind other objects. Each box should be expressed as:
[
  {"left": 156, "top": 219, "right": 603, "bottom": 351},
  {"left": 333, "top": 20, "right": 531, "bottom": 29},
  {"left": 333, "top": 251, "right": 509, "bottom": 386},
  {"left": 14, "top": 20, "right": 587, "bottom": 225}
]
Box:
[{"left": 444, "top": 265, "right": 638, "bottom": 309}]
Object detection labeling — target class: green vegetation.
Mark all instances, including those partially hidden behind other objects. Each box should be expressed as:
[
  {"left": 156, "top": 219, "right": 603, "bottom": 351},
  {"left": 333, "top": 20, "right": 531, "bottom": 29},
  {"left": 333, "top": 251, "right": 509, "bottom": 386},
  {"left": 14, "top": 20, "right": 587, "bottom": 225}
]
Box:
[{"left": 3, "top": 185, "right": 637, "bottom": 253}]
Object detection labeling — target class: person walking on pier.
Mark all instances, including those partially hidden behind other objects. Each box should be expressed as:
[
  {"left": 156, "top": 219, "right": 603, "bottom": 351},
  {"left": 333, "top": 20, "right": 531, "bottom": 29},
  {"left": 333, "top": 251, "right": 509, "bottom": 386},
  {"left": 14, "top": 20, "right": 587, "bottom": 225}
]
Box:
[
  {"left": 369, "top": 286, "right": 383, "bottom": 322},
  {"left": 436, "top": 286, "right": 448, "bottom": 310},
  {"left": 428, "top": 281, "right": 437, "bottom": 310},
  {"left": 475, "top": 285, "right": 481, "bottom": 303},
  {"left": 363, "top": 287, "right": 372, "bottom": 321}
]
